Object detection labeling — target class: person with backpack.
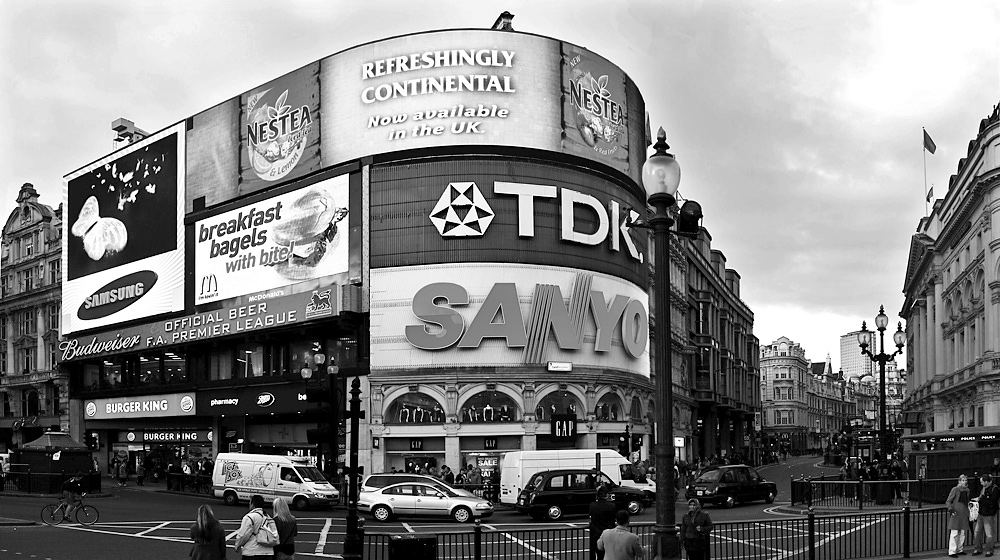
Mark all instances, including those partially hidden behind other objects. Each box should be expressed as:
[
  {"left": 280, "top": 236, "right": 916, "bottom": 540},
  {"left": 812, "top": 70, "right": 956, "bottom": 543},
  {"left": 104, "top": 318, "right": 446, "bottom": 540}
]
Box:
[{"left": 235, "top": 495, "right": 278, "bottom": 559}]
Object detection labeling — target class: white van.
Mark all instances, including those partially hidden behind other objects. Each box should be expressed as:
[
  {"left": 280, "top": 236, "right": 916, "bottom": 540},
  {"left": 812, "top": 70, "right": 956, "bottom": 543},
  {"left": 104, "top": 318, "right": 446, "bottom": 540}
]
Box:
[
  {"left": 213, "top": 453, "right": 339, "bottom": 510},
  {"left": 499, "top": 449, "right": 655, "bottom": 505}
]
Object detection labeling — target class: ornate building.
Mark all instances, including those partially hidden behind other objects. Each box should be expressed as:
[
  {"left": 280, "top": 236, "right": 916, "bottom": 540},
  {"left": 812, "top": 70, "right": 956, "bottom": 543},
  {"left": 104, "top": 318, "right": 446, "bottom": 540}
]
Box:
[
  {"left": 681, "top": 230, "right": 760, "bottom": 462},
  {"left": 901, "top": 103, "right": 1000, "bottom": 437},
  {"left": 0, "top": 183, "right": 67, "bottom": 450}
]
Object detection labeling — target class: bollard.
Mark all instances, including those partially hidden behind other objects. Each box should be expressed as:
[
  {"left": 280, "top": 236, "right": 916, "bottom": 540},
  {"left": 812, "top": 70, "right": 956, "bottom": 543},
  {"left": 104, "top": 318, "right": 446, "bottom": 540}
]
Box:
[
  {"left": 807, "top": 506, "right": 816, "bottom": 560},
  {"left": 902, "top": 499, "right": 910, "bottom": 558},
  {"left": 474, "top": 518, "right": 483, "bottom": 560}
]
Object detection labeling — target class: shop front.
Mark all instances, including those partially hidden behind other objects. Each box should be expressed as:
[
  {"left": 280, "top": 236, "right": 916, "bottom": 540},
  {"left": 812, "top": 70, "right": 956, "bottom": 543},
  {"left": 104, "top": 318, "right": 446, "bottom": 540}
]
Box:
[{"left": 110, "top": 429, "right": 213, "bottom": 482}]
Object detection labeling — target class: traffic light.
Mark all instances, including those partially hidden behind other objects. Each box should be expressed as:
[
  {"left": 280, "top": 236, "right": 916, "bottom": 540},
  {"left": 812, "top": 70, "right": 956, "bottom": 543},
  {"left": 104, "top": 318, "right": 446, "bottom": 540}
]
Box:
[
  {"left": 632, "top": 435, "right": 643, "bottom": 449},
  {"left": 618, "top": 427, "right": 632, "bottom": 457}
]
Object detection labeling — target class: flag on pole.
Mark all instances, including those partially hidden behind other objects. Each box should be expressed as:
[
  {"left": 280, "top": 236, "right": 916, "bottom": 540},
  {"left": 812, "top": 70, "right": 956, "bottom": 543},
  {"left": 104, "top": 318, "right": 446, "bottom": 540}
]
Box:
[
  {"left": 926, "top": 185, "right": 934, "bottom": 203},
  {"left": 923, "top": 129, "right": 936, "bottom": 154}
]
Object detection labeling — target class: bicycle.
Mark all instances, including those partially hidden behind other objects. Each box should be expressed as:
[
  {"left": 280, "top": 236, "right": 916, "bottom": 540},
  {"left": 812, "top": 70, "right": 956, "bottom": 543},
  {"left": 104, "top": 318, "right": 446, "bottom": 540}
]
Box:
[{"left": 41, "top": 492, "right": 99, "bottom": 526}]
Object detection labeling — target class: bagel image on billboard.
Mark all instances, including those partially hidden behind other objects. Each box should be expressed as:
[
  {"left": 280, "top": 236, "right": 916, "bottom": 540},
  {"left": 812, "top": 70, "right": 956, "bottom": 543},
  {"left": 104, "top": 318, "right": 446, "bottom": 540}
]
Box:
[
  {"left": 194, "top": 173, "right": 350, "bottom": 304},
  {"left": 62, "top": 123, "right": 186, "bottom": 335}
]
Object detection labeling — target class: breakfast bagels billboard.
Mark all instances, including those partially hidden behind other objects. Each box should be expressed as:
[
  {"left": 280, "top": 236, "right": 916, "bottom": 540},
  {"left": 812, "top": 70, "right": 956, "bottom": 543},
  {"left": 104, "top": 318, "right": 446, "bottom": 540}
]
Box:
[{"left": 185, "top": 29, "right": 645, "bottom": 210}]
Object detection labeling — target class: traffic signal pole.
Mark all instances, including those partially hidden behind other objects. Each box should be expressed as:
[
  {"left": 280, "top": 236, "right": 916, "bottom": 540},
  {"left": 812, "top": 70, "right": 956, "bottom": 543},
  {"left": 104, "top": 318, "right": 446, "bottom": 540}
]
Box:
[{"left": 342, "top": 373, "right": 364, "bottom": 560}]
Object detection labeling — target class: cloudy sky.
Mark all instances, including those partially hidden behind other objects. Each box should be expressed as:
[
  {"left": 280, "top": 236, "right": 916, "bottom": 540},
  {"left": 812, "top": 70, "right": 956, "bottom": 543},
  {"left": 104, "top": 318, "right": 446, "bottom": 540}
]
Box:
[{"left": 2, "top": 1, "right": 998, "bottom": 368}]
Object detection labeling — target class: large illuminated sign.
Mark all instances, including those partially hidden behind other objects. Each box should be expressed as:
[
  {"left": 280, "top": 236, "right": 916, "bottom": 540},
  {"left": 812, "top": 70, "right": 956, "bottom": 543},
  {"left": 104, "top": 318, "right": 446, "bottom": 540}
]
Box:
[{"left": 404, "top": 281, "right": 647, "bottom": 358}]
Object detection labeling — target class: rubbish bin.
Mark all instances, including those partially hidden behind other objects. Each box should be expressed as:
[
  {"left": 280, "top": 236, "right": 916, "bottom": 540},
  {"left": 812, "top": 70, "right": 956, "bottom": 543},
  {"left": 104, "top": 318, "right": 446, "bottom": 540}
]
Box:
[{"left": 388, "top": 535, "right": 437, "bottom": 560}]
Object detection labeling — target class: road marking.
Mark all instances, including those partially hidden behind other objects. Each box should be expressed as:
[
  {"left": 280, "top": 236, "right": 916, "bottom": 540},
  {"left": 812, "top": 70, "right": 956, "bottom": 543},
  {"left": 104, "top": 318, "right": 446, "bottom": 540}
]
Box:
[
  {"left": 135, "top": 521, "right": 171, "bottom": 536},
  {"left": 482, "top": 523, "right": 496, "bottom": 530},
  {"left": 314, "top": 518, "right": 332, "bottom": 554},
  {"left": 501, "top": 532, "right": 557, "bottom": 560},
  {"left": 401, "top": 522, "right": 415, "bottom": 533}
]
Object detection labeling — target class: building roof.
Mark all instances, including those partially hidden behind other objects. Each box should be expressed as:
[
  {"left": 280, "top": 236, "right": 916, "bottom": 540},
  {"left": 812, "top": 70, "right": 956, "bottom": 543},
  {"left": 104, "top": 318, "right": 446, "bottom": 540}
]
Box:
[{"left": 22, "top": 431, "right": 88, "bottom": 450}]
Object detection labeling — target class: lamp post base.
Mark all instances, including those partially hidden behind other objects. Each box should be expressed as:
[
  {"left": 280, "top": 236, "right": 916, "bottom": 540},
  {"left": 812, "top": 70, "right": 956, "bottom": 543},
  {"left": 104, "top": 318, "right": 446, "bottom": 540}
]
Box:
[{"left": 652, "top": 526, "right": 681, "bottom": 560}]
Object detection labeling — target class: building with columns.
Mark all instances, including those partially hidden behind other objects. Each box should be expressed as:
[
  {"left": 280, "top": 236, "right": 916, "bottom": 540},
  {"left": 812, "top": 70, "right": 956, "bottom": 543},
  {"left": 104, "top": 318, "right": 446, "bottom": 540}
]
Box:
[
  {"left": 901, "top": 102, "right": 1000, "bottom": 440},
  {"left": 0, "top": 183, "right": 67, "bottom": 451}
]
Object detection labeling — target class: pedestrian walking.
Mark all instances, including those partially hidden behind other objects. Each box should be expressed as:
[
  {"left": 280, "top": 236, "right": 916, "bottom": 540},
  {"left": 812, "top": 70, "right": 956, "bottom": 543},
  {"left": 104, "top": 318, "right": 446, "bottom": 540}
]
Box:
[
  {"left": 680, "top": 498, "right": 713, "bottom": 560},
  {"left": 234, "top": 494, "right": 278, "bottom": 559},
  {"left": 974, "top": 474, "right": 1000, "bottom": 556},
  {"left": 189, "top": 504, "right": 226, "bottom": 560},
  {"left": 272, "top": 498, "right": 298, "bottom": 560},
  {"left": 589, "top": 485, "right": 617, "bottom": 560},
  {"left": 597, "top": 510, "right": 644, "bottom": 560},
  {"left": 116, "top": 460, "right": 129, "bottom": 487},
  {"left": 135, "top": 462, "right": 145, "bottom": 486},
  {"left": 947, "top": 474, "right": 972, "bottom": 558}
]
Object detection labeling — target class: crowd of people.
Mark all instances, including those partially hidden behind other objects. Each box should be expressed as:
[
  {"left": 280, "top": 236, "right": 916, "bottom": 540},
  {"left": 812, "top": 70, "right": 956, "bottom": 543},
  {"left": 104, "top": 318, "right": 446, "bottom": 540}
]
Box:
[{"left": 391, "top": 462, "right": 502, "bottom": 502}]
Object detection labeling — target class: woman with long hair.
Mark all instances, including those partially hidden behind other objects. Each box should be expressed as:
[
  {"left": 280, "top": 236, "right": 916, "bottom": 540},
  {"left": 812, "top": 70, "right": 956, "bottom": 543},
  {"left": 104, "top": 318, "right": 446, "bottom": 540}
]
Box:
[
  {"left": 190, "top": 504, "right": 226, "bottom": 560},
  {"left": 272, "top": 498, "right": 298, "bottom": 560},
  {"left": 946, "top": 474, "right": 971, "bottom": 558}
]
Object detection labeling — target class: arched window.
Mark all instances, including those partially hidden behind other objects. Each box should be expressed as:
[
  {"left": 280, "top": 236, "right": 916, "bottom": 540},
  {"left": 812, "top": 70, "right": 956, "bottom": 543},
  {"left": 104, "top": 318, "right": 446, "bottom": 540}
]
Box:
[
  {"left": 385, "top": 393, "right": 444, "bottom": 424},
  {"left": 647, "top": 399, "right": 655, "bottom": 426},
  {"left": 595, "top": 394, "right": 622, "bottom": 421},
  {"left": 535, "top": 391, "right": 584, "bottom": 421},
  {"left": 460, "top": 391, "right": 520, "bottom": 423},
  {"left": 630, "top": 397, "right": 642, "bottom": 421}
]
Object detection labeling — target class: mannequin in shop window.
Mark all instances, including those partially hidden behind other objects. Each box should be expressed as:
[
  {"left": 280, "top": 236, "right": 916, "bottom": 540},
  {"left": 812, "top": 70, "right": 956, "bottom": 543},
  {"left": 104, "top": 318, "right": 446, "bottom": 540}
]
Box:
[
  {"left": 398, "top": 403, "right": 411, "bottom": 424},
  {"left": 568, "top": 404, "right": 577, "bottom": 417},
  {"left": 599, "top": 404, "right": 609, "bottom": 421},
  {"left": 415, "top": 406, "right": 426, "bottom": 423},
  {"left": 536, "top": 406, "right": 545, "bottom": 420},
  {"left": 483, "top": 403, "right": 495, "bottom": 422},
  {"left": 432, "top": 404, "right": 443, "bottom": 423},
  {"left": 499, "top": 405, "right": 511, "bottom": 422}
]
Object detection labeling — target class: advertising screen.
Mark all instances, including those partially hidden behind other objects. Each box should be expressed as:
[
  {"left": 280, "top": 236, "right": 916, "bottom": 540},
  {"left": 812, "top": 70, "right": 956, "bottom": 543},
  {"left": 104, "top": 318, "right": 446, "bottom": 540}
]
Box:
[
  {"left": 62, "top": 123, "right": 186, "bottom": 335},
  {"left": 370, "top": 263, "right": 649, "bottom": 378},
  {"left": 194, "top": 173, "right": 350, "bottom": 304}
]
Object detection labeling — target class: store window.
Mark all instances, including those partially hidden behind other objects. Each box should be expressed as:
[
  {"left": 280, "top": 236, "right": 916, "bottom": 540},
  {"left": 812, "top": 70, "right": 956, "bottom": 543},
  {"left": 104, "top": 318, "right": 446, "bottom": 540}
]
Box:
[
  {"left": 235, "top": 343, "right": 264, "bottom": 378},
  {"left": 460, "top": 391, "right": 519, "bottom": 423},
  {"left": 535, "top": 391, "right": 583, "bottom": 421},
  {"left": 1, "top": 392, "right": 11, "bottom": 416},
  {"left": 385, "top": 393, "right": 445, "bottom": 424},
  {"left": 595, "top": 394, "right": 622, "bottom": 421}
]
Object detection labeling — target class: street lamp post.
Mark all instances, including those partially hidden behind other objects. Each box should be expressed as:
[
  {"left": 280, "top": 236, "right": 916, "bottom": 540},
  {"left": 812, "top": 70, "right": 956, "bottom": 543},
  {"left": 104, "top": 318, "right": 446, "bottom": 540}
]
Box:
[
  {"left": 640, "top": 128, "right": 702, "bottom": 560},
  {"left": 857, "top": 305, "right": 905, "bottom": 460}
]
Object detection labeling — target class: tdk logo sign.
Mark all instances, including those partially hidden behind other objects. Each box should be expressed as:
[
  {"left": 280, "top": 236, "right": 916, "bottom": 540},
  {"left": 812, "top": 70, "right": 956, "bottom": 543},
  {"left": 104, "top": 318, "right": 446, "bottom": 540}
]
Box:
[
  {"left": 430, "top": 182, "right": 494, "bottom": 237},
  {"left": 430, "top": 181, "right": 643, "bottom": 262}
]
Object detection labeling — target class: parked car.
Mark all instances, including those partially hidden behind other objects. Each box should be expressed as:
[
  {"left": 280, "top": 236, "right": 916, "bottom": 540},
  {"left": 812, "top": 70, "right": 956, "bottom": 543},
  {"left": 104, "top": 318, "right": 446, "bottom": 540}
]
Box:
[
  {"left": 359, "top": 481, "right": 494, "bottom": 523},
  {"left": 514, "top": 469, "right": 649, "bottom": 521},
  {"left": 362, "top": 473, "right": 476, "bottom": 497},
  {"left": 685, "top": 464, "right": 777, "bottom": 508}
]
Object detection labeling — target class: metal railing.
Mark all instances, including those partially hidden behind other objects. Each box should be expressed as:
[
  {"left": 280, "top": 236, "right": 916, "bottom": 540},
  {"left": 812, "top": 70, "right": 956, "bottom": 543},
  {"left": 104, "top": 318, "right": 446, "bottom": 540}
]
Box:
[
  {"left": 0, "top": 465, "right": 102, "bottom": 494},
  {"left": 791, "top": 477, "right": 960, "bottom": 509},
  {"left": 363, "top": 506, "right": 964, "bottom": 560}
]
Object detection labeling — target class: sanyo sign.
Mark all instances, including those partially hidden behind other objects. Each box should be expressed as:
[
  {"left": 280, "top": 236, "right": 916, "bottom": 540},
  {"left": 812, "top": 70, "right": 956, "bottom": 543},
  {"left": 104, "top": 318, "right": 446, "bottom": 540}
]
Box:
[{"left": 404, "top": 281, "right": 648, "bottom": 358}]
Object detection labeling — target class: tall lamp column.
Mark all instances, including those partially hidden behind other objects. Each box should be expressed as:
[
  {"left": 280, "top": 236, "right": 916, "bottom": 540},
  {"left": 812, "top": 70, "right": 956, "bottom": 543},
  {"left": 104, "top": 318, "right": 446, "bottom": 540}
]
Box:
[
  {"left": 641, "top": 128, "right": 702, "bottom": 560},
  {"left": 857, "top": 305, "right": 905, "bottom": 460}
]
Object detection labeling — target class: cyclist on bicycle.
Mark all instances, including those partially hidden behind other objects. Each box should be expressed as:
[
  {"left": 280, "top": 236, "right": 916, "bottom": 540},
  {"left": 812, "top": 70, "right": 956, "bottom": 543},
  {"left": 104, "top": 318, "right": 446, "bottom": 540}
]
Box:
[{"left": 61, "top": 474, "right": 84, "bottom": 516}]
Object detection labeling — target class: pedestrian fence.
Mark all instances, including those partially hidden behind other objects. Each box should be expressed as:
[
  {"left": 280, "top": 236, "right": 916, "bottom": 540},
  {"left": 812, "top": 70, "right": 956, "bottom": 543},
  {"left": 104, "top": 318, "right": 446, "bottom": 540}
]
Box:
[
  {"left": 364, "top": 506, "right": 964, "bottom": 560},
  {"left": 791, "top": 476, "right": 964, "bottom": 509},
  {"left": 0, "top": 464, "right": 102, "bottom": 494}
]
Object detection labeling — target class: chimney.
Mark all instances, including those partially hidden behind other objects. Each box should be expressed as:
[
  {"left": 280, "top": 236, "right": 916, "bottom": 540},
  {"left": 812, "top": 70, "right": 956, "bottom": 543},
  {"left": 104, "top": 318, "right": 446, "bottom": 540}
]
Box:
[{"left": 492, "top": 11, "right": 514, "bottom": 31}]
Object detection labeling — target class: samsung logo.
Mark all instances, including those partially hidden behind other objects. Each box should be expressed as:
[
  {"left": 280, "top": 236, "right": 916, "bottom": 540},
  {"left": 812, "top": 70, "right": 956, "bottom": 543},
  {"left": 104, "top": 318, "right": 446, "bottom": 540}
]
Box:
[{"left": 78, "top": 270, "right": 158, "bottom": 320}]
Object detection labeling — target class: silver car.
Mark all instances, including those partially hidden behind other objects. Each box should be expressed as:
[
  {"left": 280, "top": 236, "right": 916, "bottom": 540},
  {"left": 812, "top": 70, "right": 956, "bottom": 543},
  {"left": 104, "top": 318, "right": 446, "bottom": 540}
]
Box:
[{"left": 359, "top": 482, "right": 494, "bottom": 523}]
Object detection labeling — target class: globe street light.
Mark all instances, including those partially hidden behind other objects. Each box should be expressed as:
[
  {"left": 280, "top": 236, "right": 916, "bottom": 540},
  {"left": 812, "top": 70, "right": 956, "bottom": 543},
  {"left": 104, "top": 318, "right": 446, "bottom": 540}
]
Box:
[
  {"left": 640, "top": 127, "right": 702, "bottom": 560},
  {"left": 857, "top": 305, "right": 905, "bottom": 460}
]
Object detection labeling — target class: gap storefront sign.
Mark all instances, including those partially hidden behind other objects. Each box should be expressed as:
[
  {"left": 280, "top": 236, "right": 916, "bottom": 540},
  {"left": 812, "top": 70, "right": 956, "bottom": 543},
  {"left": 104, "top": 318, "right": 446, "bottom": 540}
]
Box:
[{"left": 84, "top": 393, "right": 196, "bottom": 420}]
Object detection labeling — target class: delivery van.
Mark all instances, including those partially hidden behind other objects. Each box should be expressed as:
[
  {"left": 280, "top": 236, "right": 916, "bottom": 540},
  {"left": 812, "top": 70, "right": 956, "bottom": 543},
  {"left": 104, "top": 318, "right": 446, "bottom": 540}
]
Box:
[
  {"left": 213, "top": 453, "right": 339, "bottom": 510},
  {"left": 499, "top": 449, "right": 655, "bottom": 505}
]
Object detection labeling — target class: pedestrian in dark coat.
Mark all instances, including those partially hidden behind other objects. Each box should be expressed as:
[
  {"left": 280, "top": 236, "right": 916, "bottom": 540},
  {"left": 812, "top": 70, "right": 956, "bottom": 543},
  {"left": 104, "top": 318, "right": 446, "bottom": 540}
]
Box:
[
  {"left": 589, "top": 486, "right": 617, "bottom": 560},
  {"left": 272, "top": 498, "right": 298, "bottom": 560},
  {"left": 189, "top": 504, "right": 226, "bottom": 560},
  {"left": 680, "top": 498, "right": 713, "bottom": 560}
]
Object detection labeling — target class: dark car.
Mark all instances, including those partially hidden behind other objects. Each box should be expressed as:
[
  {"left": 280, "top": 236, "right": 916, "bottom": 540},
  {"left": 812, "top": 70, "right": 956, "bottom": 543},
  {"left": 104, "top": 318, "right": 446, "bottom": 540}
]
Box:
[
  {"left": 685, "top": 464, "right": 777, "bottom": 508},
  {"left": 515, "top": 469, "right": 649, "bottom": 521}
]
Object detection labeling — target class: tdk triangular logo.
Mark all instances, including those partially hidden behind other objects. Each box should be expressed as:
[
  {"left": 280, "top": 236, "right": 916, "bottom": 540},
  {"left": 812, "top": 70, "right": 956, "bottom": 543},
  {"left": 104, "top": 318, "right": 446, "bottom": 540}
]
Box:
[{"left": 430, "top": 182, "right": 495, "bottom": 237}]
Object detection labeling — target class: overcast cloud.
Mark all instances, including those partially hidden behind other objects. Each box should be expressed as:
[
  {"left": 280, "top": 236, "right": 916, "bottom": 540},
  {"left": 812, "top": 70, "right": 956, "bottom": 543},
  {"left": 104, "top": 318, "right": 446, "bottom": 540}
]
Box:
[{"left": 2, "top": 0, "right": 998, "bottom": 367}]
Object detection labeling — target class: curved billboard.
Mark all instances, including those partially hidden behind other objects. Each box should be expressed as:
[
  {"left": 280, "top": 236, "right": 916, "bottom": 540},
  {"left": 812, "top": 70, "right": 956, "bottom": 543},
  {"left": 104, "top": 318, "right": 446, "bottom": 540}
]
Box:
[{"left": 186, "top": 29, "right": 646, "bottom": 210}]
